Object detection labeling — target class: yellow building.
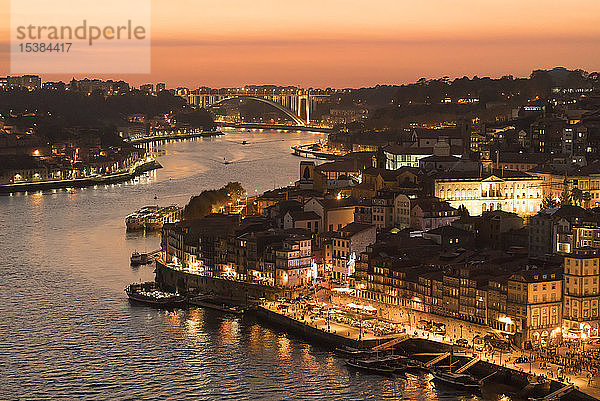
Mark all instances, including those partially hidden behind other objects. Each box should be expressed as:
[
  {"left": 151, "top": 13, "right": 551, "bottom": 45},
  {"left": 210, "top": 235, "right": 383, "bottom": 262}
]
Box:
[
  {"left": 529, "top": 161, "right": 600, "bottom": 207},
  {"left": 508, "top": 269, "right": 562, "bottom": 347},
  {"left": 563, "top": 247, "right": 600, "bottom": 337},
  {"left": 434, "top": 169, "right": 543, "bottom": 216}
]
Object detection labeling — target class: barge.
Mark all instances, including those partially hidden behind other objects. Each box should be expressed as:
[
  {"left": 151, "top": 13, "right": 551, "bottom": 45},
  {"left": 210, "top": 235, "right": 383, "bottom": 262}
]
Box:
[
  {"left": 125, "top": 282, "right": 186, "bottom": 308},
  {"left": 431, "top": 369, "right": 481, "bottom": 392},
  {"left": 125, "top": 205, "right": 183, "bottom": 231}
]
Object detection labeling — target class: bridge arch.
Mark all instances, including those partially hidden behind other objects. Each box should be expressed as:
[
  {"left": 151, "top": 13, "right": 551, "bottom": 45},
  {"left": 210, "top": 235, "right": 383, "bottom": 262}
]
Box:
[{"left": 207, "top": 96, "right": 306, "bottom": 126}]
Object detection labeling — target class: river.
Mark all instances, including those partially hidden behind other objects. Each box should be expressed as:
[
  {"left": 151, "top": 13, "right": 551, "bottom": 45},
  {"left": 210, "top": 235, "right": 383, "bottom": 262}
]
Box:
[{"left": 0, "top": 128, "right": 511, "bottom": 400}]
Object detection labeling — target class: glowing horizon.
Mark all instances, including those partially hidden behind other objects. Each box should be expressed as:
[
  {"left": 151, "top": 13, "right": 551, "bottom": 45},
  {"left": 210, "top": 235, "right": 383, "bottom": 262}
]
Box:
[{"left": 1, "top": 0, "right": 599, "bottom": 87}]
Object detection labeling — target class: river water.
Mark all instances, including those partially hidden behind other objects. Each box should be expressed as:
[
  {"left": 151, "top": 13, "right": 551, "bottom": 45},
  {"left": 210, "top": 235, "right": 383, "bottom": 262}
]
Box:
[{"left": 0, "top": 128, "right": 512, "bottom": 400}]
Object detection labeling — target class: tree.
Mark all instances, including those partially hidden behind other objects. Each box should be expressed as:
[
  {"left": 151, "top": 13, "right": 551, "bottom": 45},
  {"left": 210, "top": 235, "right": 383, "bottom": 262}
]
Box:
[
  {"left": 571, "top": 187, "right": 583, "bottom": 206},
  {"left": 183, "top": 182, "right": 245, "bottom": 220},
  {"left": 559, "top": 187, "right": 572, "bottom": 206},
  {"left": 541, "top": 195, "right": 558, "bottom": 210},
  {"left": 583, "top": 192, "right": 592, "bottom": 208},
  {"left": 457, "top": 204, "right": 470, "bottom": 217}
]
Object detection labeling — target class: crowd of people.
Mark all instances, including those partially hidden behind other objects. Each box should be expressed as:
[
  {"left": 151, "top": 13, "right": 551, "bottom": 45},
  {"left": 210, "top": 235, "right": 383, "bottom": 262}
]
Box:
[{"left": 533, "top": 345, "right": 600, "bottom": 384}]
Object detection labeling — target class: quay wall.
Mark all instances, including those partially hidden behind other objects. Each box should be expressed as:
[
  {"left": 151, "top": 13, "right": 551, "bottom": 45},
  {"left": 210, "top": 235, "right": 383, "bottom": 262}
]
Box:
[
  {"left": 155, "top": 260, "right": 281, "bottom": 302},
  {"left": 291, "top": 144, "right": 340, "bottom": 160},
  {"left": 253, "top": 306, "right": 362, "bottom": 349},
  {"left": 126, "top": 130, "right": 222, "bottom": 144},
  {"left": 0, "top": 160, "right": 161, "bottom": 194}
]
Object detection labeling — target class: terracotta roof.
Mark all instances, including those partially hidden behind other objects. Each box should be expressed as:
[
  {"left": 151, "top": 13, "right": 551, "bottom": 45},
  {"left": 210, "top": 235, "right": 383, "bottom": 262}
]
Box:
[
  {"left": 315, "top": 159, "right": 359, "bottom": 173},
  {"left": 411, "top": 197, "right": 457, "bottom": 213},
  {"left": 383, "top": 144, "right": 463, "bottom": 156},
  {"left": 435, "top": 169, "right": 538, "bottom": 180},
  {"left": 339, "top": 222, "right": 375, "bottom": 236},
  {"left": 288, "top": 211, "right": 321, "bottom": 221},
  {"left": 498, "top": 152, "right": 548, "bottom": 164}
]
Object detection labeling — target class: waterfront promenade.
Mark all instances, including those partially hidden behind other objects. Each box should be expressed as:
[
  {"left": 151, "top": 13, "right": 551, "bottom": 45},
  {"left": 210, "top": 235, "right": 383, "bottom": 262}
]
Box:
[
  {"left": 124, "top": 129, "right": 223, "bottom": 144},
  {"left": 260, "top": 300, "right": 403, "bottom": 344},
  {"left": 0, "top": 159, "right": 161, "bottom": 194},
  {"left": 257, "top": 298, "right": 600, "bottom": 400}
]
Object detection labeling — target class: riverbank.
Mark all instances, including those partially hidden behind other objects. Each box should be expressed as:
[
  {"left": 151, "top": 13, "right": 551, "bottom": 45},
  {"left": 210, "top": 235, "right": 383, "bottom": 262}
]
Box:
[
  {"left": 0, "top": 159, "right": 162, "bottom": 194},
  {"left": 291, "top": 143, "right": 344, "bottom": 159},
  {"left": 152, "top": 258, "right": 598, "bottom": 399},
  {"left": 125, "top": 130, "right": 223, "bottom": 144}
]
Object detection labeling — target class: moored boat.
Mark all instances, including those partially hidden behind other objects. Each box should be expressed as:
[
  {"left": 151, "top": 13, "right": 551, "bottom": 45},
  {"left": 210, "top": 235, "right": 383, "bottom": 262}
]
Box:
[
  {"left": 125, "top": 282, "right": 186, "bottom": 308},
  {"left": 431, "top": 369, "right": 481, "bottom": 391},
  {"left": 130, "top": 251, "right": 150, "bottom": 265},
  {"left": 125, "top": 205, "right": 182, "bottom": 231},
  {"left": 345, "top": 359, "right": 396, "bottom": 375}
]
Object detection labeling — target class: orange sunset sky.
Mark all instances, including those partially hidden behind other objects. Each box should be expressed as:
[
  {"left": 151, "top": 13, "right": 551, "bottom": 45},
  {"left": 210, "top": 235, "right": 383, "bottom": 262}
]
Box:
[{"left": 1, "top": 0, "right": 599, "bottom": 88}]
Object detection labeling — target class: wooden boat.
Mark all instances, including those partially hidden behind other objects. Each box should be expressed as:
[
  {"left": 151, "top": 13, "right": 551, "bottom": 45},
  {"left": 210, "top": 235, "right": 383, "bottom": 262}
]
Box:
[
  {"left": 385, "top": 355, "right": 422, "bottom": 373},
  {"left": 432, "top": 369, "right": 481, "bottom": 391},
  {"left": 345, "top": 359, "right": 395, "bottom": 375},
  {"left": 125, "top": 282, "right": 186, "bottom": 308},
  {"left": 335, "top": 346, "right": 379, "bottom": 357}
]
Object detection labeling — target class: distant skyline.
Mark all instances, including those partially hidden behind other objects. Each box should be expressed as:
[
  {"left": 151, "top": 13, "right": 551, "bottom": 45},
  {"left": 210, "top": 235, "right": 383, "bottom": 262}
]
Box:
[{"left": 1, "top": 0, "right": 600, "bottom": 88}]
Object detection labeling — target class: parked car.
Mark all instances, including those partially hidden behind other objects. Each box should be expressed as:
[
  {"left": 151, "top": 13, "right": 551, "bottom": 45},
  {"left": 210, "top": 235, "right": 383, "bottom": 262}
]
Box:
[{"left": 456, "top": 338, "right": 469, "bottom": 347}]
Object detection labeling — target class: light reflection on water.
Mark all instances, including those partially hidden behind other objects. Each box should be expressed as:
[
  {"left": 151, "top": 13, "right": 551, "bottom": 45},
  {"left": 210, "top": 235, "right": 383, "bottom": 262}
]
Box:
[{"left": 0, "top": 129, "right": 511, "bottom": 400}]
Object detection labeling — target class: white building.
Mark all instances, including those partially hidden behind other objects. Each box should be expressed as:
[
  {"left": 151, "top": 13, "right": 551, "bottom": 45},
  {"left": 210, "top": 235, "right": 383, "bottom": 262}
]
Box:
[{"left": 434, "top": 169, "right": 543, "bottom": 217}]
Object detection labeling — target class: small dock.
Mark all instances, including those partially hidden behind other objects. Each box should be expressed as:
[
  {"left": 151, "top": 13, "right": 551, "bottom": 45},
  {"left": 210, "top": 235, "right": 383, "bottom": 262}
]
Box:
[
  {"left": 371, "top": 334, "right": 410, "bottom": 351},
  {"left": 529, "top": 383, "right": 574, "bottom": 401},
  {"left": 424, "top": 352, "right": 451, "bottom": 368},
  {"left": 455, "top": 356, "right": 480, "bottom": 373}
]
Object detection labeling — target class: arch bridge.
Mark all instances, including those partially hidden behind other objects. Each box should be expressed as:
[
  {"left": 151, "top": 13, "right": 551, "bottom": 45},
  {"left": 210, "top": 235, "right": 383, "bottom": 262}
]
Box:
[{"left": 185, "top": 91, "right": 328, "bottom": 126}]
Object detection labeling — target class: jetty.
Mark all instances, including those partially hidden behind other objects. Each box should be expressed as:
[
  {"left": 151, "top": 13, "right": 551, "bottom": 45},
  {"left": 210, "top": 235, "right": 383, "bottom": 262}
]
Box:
[
  {"left": 424, "top": 352, "right": 451, "bottom": 368},
  {"left": 529, "top": 383, "right": 575, "bottom": 401},
  {"left": 455, "top": 356, "right": 480, "bottom": 373},
  {"left": 371, "top": 334, "right": 410, "bottom": 351}
]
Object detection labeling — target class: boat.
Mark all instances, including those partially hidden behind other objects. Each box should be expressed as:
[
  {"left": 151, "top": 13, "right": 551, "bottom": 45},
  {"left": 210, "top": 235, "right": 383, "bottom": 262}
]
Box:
[
  {"left": 188, "top": 296, "right": 244, "bottom": 315},
  {"left": 130, "top": 251, "right": 151, "bottom": 265},
  {"left": 431, "top": 369, "right": 481, "bottom": 391},
  {"left": 130, "top": 251, "right": 143, "bottom": 265},
  {"left": 125, "top": 205, "right": 183, "bottom": 231},
  {"left": 335, "top": 346, "right": 374, "bottom": 357},
  {"left": 345, "top": 359, "right": 396, "bottom": 375},
  {"left": 385, "top": 355, "right": 422, "bottom": 373},
  {"left": 241, "top": 140, "right": 248, "bottom": 145},
  {"left": 125, "top": 282, "right": 187, "bottom": 308}
]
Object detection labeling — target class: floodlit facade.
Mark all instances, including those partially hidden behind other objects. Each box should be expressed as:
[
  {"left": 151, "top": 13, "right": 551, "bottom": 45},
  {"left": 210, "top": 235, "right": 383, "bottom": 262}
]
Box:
[
  {"left": 434, "top": 170, "right": 543, "bottom": 216},
  {"left": 563, "top": 248, "right": 600, "bottom": 337}
]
